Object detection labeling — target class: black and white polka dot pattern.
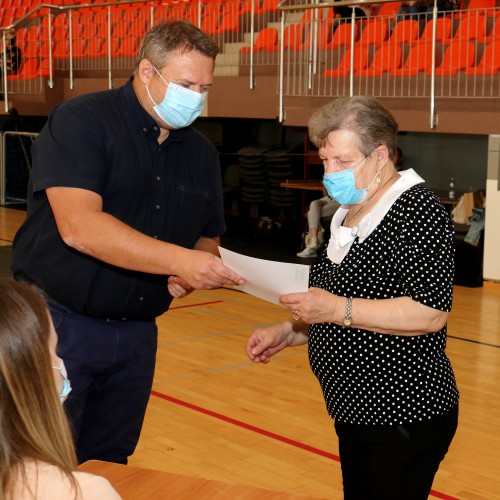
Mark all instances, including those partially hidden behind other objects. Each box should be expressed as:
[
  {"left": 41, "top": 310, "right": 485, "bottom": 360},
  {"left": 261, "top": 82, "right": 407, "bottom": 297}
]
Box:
[{"left": 309, "top": 185, "right": 459, "bottom": 425}]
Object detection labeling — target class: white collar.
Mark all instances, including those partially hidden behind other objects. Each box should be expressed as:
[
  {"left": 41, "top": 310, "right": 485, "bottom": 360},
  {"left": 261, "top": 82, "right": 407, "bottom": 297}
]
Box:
[{"left": 326, "top": 169, "right": 425, "bottom": 264}]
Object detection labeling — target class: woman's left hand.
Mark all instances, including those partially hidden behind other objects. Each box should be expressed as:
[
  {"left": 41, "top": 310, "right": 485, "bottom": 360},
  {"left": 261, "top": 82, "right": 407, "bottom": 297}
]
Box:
[
  {"left": 279, "top": 287, "right": 339, "bottom": 324},
  {"left": 168, "top": 275, "right": 195, "bottom": 299}
]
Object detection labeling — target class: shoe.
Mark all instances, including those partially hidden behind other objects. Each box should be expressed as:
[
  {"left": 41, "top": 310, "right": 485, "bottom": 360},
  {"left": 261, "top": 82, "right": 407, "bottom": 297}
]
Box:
[{"left": 297, "top": 246, "right": 318, "bottom": 258}]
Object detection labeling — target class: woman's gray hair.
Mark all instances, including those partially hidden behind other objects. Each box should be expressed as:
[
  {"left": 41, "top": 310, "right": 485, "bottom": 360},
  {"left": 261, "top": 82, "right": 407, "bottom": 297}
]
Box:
[
  {"left": 308, "top": 96, "right": 398, "bottom": 160},
  {"left": 134, "top": 20, "right": 220, "bottom": 73}
]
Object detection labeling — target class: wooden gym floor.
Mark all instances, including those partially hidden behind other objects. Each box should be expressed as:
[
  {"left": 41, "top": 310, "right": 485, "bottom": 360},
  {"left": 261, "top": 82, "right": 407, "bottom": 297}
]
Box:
[{"left": 1, "top": 207, "right": 499, "bottom": 499}]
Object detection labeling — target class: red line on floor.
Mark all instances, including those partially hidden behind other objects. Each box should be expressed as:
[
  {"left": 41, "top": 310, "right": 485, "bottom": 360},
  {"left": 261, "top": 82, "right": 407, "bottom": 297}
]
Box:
[
  {"left": 151, "top": 390, "right": 339, "bottom": 460},
  {"left": 151, "top": 390, "right": 459, "bottom": 500},
  {"left": 169, "top": 300, "right": 223, "bottom": 310}
]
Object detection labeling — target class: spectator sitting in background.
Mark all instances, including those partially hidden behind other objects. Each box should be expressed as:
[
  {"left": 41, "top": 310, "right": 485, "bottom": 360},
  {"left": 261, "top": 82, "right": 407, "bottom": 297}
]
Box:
[
  {"left": 297, "top": 192, "right": 340, "bottom": 258},
  {"left": 0, "top": 279, "right": 120, "bottom": 499},
  {"left": 0, "top": 30, "right": 21, "bottom": 75},
  {"left": 397, "top": 0, "right": 457, "bottom": 20},
  {"left": 332, "top": 1, "right": 368, "bottom": 22}
]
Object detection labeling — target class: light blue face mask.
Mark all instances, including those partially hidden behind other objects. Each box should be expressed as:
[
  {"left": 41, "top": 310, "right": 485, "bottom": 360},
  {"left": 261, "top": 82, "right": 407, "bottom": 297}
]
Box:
[
  {"left": 323, "top": 156, "right": 377, "bottom": 205},
  {"left": 146, "top": 67, "right": 207, "bottom": 129},
  {"left": 52, "top": 359, "right": 72, "bottom": 402}
]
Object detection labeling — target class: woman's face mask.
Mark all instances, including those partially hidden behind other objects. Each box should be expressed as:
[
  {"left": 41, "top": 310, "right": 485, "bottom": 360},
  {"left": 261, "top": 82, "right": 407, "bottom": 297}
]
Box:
[
  {"left": 146, "top": 66, "right": 207, "bottom": 129},
  {"left": 52, "top": 359, "right": 72, "bottom": 402},
  {"left": 323, "top": 155, "right": 373, "bottom": 205}
]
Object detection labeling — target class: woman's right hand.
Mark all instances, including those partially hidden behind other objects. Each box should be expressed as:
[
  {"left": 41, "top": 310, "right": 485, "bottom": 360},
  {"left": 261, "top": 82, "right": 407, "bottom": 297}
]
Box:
[
  {"left": 246, "top": 321, "right": 309, "bottom": 364},
  {"left": 246, "top": 323, "right": 291, "bottom": 364}
]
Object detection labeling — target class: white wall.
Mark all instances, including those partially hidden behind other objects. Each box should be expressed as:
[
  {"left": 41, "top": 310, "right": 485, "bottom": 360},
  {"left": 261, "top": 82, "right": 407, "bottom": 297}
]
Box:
[{"left": 483, "top": 135, "right": 500, "bottom": 282}]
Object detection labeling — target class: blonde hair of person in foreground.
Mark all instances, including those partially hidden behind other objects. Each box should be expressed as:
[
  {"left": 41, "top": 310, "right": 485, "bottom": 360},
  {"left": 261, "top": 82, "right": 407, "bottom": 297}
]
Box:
[{"left": 0, "top": 279, "right": 121, "bottom": 500}]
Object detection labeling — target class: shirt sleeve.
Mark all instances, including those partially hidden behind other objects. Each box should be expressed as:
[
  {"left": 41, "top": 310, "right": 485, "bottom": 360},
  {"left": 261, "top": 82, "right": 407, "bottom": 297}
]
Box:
[
  {"left": 395, "top": 188, "right": 455, "bottom": 312},
  {"left": 31, "top": 100, "right": 109, "bottom": 195}
]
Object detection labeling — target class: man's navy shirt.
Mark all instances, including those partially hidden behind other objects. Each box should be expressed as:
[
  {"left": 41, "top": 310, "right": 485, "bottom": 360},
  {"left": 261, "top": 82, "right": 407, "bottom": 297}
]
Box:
[{"left": 12, "top": 79, "right": 226, "bottom": 321}]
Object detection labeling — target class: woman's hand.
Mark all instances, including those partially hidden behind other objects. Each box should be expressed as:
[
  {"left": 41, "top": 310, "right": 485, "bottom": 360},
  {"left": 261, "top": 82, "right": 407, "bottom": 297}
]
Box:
[
  {"left": 168, "top": 276, "right": 194, "bottom": 299},
  {"left": 246, "top": 324, "right": 290, "bottom": 364},
  {"left": 246, "top": 321, "right": 308, "bottom": 364},
  {"left": 279, "top": 287, "right": 340, "bottom": 324}
]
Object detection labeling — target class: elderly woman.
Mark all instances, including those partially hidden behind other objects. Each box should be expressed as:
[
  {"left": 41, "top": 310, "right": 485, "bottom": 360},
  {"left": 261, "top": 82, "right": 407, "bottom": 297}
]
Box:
[{"left": 246, "top": 96, "right": 459, "bottom": 499}]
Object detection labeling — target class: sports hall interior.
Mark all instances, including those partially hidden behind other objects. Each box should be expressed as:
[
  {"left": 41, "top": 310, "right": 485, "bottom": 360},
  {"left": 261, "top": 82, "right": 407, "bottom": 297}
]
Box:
[{"left": 0, "top": 0, "right": 499, "bottom": 499}]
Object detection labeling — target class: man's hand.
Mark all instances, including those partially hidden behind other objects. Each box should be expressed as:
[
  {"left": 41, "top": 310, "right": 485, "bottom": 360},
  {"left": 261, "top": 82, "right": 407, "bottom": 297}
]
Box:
[{"left": 178, "top": 250, "right": 244, "bottom": 290}]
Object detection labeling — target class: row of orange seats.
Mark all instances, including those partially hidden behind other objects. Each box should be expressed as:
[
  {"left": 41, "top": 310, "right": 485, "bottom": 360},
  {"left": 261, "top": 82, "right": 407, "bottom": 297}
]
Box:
[
  {"left": 240, "top": 12, "right": 500, "bottom": 53},
  {"left": 323, "top": 40, "right": 500, "bottom": 76},
  {"left": 15, "top": 35, "right": 143, "bottom": 60},
  {"left": 10, "top": 38, "right": 500, "bottom": 82}
]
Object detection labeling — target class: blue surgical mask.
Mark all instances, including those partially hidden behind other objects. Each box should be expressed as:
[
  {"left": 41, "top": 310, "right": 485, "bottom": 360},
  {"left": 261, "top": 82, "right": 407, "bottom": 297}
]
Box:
[
  {"left": 53, "top": 359, "right": 72, "bottom": 402},
  {"left": 323, "top": 156, "right": 377, "bottom": 205},
  {"left": 146, "top": 67, "right": 206, "bottom": 129}
]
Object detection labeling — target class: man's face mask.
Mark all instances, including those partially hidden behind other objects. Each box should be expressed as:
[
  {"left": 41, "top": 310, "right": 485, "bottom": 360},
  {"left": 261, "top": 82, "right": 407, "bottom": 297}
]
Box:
[{"left": 146, "top": 66, "right": 207, "bottom": 129}]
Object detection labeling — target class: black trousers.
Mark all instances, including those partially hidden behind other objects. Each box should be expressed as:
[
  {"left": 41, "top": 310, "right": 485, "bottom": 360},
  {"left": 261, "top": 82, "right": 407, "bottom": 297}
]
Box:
[
  {"left": 334, "top": 405, "right": 459, "bottom": 500},
  {"left": 48, "top": 300, "right": 158, "bottom": 464}
]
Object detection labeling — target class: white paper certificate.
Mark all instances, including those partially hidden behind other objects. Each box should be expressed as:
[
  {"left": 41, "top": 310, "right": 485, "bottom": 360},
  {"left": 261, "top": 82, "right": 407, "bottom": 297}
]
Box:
[{"left": 218, "top": 247, "right": 310, "bottom": 306}]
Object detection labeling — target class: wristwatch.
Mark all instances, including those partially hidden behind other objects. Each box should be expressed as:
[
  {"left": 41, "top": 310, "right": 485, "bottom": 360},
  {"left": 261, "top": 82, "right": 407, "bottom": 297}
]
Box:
[{"left": 343, "top": 297, "right": 353, "bottom": 328}]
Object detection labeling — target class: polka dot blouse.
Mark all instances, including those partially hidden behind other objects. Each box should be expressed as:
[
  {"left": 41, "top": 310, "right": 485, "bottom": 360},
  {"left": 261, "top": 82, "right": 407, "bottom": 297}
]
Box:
[{"left": 308, "top": 184, "right": 459, "bottom": 426}]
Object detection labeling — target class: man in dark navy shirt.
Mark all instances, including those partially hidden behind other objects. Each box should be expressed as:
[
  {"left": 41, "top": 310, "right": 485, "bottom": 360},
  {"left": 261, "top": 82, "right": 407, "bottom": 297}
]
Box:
[{"left": 12, "top": 20, "right": 243, "bottom": 465}]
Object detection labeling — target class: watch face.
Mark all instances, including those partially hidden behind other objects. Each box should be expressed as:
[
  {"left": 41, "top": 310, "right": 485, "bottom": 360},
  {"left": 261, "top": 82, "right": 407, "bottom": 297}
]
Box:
[{"left": 343, "top": 318, "right": 352, "bottom": 327}]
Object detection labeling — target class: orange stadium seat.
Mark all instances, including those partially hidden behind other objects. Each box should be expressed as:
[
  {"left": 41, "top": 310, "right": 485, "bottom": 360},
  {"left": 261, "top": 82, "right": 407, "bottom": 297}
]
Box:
[
  {"left": 444, "top": 13, "right": 487, "bottom": 42},
  {"left": 72, "top": 39, "right": 87, "bottom": 59},
  {"left": 299, "top": 22, "right": 334, "bottom": 51},
  {"left": 38, "top": 57, "right": 52, "bottom": 77},
  {"left": 241, "top": 0, "right": 261, "bottom": 15},
  {"left": 413, "top": 17, "right": 453, "bottom": 45},
  {"left": 465, "top": 40, "right": 500, "bottom": 74},
  {"left": 377, "top": 1, "right": 402, "bottom": 20},
  {"left": 330, "top": 22, "right": 359, "bottom": 49},
  {"left": 324, "top": 45, "right": 369, "bottom": 77},
  {"left": 387, "top": 19, "right": 420, "bottom": 45},
  {"left": 463, "top": 0, "right": 498, "bottom": 16},
  {"left": 390, "top": 42, "right": 436, "bottom": 76},
  {"left": 116, "top": 35, "right": 140, "bottom": 58},
  {"left": 203, "top": 2, "right": 221, "bottom": 18},
  {"left": 240, "top": 27, "right": 279, "bottom": 52},
  {"left": 222, "top": 2, "right": 241, "bottom": 17},
  {"left": 478, "top": 16, "right": 500, "bottom": 42},
  {"left": 200, "top": 13, "right": 220, "bottom": 35},
  {"left": 432, "top": 41, "right": 476, "bottom": 75},
  {"left": 257, "top": 0, "right": 280, "bottom": 14},
  {"left": 358, "top": 17, "right": 389, "bottom": 46},
  {"left": 53, "top": 39, "right": 69, "bottom": 59},
  {"left": 217, "top": 12, "right": 240, "bottom": 34},
  {"left": 356, "top": 43, "right": 403, "bottom": 76},
  {"left": 8, "top": 58, "right": 39, "bottom": 80},
  {"left": 85, "top": 38, "right": 104, "bottom": 58},
  {"left": 283, "top": 23, "right": 305, "bottom": 51},
  {"left": 301, "top": 6, "right": 324, "bottom": 23}
]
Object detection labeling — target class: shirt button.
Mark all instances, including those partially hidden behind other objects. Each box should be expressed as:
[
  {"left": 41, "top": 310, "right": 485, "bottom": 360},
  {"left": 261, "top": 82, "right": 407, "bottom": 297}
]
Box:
[
  {"left": 153, "top": 126, "right": 158, "bottom": 130},
  {"left": 153, "top": 235, "right": 158, "bottom": 239},
  {"left": 139, "top": 296, "right": 144, "bottom": 301},
  {"left": 155, "top": 204, "right": 160, "bottom": 210},
  {"left": 157, "top": 176, "right": 161, "bottom": 181},
  {"left": 142, "top": 128, "right": 147, "bottom": 132}
]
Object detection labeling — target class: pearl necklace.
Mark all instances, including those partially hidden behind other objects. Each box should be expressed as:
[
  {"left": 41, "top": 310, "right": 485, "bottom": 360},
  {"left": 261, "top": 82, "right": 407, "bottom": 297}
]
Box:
[{"left": 345, "top": 172, "right": 399, "bottom": 226}]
